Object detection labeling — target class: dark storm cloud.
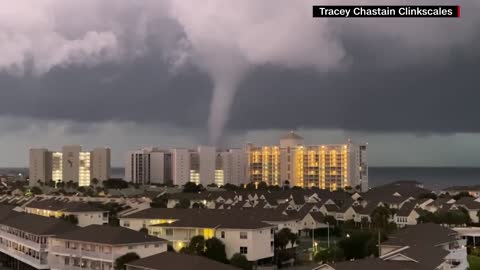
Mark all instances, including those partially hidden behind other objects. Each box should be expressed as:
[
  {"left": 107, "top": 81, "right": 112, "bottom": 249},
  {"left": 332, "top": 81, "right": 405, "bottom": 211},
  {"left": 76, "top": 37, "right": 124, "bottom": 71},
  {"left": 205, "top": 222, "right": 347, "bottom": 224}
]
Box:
[
  {"left": 0, "top": 57, "right": 212, "bottom": 128},
  {"left": 0, "top": 30, "right": 479, "bottom": 135},
  {"left": 0, "top": 0, "right": 479, "bottom": 137},
  {"left": 229, "top": 36, "right": 480, "bottom": 133}
]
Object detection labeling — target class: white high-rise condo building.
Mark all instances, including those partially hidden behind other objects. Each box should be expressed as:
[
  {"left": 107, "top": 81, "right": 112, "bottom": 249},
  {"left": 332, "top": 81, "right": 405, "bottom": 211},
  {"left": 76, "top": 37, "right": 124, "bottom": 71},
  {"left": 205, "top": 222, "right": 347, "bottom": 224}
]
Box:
[
  {"left": 246, "top": 131, "right": 368, "bottom": 191},
  {"left": 125, "top": 132, "right": 367, "bottom": 191},
  {"left": 125, "top": 147, "right": 172, "bottom": 185},
  {"left": 29, "top": 145, "right": 111, "bottom": 186},
  {"left": 126, "top": 146, "right": 247, "bottom": 187}
]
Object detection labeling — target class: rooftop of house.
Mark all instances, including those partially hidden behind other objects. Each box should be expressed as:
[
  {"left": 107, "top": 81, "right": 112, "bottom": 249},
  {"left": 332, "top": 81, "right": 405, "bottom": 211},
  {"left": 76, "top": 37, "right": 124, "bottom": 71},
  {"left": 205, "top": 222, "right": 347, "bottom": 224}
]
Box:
[
  {"left": 53, "top": 224, "right": 167, "bottom": 245},
  {"left": 126, "top": 252, "right": 240, "bottom": 270},
  {"left": 1, "top": 212, "right": 77, "bottom": 236},
  {"left": 361, "top": 181, "right": 430, "bottom": 205},
  {"left": 143, "top": 209, "right": 276, "bottom": 230},
  {"left": 25, "top": 198, "right": 106, "bottom": 213},
  {"left": 319, "top": 258, "right": 422, "bottom": 270},
  {"left": 381, "top": 223, "right": 458, "bottom": 247}
]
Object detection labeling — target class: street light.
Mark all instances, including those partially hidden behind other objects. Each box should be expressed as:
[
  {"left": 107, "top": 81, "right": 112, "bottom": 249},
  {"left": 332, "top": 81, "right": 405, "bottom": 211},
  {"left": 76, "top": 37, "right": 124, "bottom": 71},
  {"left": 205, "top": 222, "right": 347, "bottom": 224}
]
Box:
[{"left": 346, "top": 233, "right": 350, "bottom": 238}]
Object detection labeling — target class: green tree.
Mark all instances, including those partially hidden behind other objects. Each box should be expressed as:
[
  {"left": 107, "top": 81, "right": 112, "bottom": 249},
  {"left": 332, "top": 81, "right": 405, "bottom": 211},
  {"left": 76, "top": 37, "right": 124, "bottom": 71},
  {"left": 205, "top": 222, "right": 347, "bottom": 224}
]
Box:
[
  {"left": 222, "top": 183, "right": 240, "bottom": 191},
  {"left": 115, "top": 252, "right": 140, "bottom": 270},
  {"left": 417, "top": 211, "right": 438, "bottom": 224},
  {"left": 276, "top": 228, "right": 295, "bottom": 250},
  {"left": 109, "top": 217, "right": 120, "bottom": 226},
  {"left": 56, "top": 181, "right": 65, "bottom": 189},
  {"left": 257, "top": 181, "right": 268, "bottom": 190},
  {"left": 314, "top": 247, "right": 344, "bottom": 263},
  {"left": 183, "top": 182, "right": 204, "bottom": 193},
  {"left": 175, "top": 198, "right": 191, "bottom": 209},
  {"left": 31, "top": 186, "right": 43, "bottom": 195},
  {"left": 245, "top": 182, "right": 256, "bottom": 190},
  {"left": 91, "top": 178, "right": 99, "bottom": 187},
  {"left": 360, "top": 217, "right": 370, "bottom": 229},
  {"left": 66, "top": 180, "right": 75, "bottom": 189},
  {"left": 192, "top": 202, "right": 206, "bottom": 209},
  {"left": 103, "top": 179, "right": 129, "bottom": 189},
  {"left": 182, "top": 235, "right": 205, "bottom": 255},
  {"left": 371, "top": 206, "right": 391, "bottom": 230},
  {"left": 150, "top": 197, "right": 168, "bottom": 208},
  {"left": 453, "top": 192, "right": 473, "bottom": 200},
  {"left": 46, "top": 180, "right": 56, "bottom": 188},
  {"left": 60, "top": 214, "right": 79, "bottom": 225},
  {"left": 324, "top": 215, "right": 337, "bottom": 227},
  {"left": 205, "top": 237, "right": 227, "bottom": 263},
  {"left": 338, "top": 231, "right": 375, "bottom": 260},
  {"left": 230, "top": 253, "right": 251, "bottom": 270}
]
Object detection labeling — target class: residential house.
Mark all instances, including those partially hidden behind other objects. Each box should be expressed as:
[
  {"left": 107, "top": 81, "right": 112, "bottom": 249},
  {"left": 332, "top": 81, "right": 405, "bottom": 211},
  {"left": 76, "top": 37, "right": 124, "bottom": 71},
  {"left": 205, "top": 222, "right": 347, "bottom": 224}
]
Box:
[
  {"left": 24, "top": 198, "right": 109, "bottom": 227},
  {"left": 48, "top": 225, "right": 168, "bottom": 270},
  {"left": 147, "top": 210, "right": 275, "bottom": 262},
  {"left": 394, "top": 201, "right": 420, "bottom": 227},
  {"left": 0, "top": 211, "right": 76, "bottom": 269}
]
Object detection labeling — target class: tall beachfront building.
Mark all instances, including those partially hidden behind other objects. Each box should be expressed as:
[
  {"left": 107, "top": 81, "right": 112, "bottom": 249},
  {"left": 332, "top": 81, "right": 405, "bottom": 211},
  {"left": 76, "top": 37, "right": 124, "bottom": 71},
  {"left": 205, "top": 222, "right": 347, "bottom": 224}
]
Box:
[
  {"left": 29, "top": 146, "right": 111, "bottom": 186},
  {"left": 246, "top": 131, "right": 368, "bottom": 191},
  {"left": 125, "top": 147, "right": 172, "bottom": 185},
  {"left": 125, "top": 146, "right": 246, "bottom": 187}
]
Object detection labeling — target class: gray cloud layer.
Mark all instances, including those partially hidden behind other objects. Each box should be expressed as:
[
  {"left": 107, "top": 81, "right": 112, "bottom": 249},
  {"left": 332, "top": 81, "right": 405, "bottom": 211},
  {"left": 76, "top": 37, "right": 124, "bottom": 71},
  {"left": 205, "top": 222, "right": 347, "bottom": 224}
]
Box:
[{"left": 0, "top": 0, "right": 479, "bottom": 142}]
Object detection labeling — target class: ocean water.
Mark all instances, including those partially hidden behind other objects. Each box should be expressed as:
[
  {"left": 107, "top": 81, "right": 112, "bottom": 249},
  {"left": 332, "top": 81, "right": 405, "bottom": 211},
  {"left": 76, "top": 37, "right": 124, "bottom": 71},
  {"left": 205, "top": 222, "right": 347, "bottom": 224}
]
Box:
[
  {"left": 2, "top": 167, "right": 480, "bottom": 191},
  {"left": 369, "top": 167, "right": 480, "bottom": 190}
]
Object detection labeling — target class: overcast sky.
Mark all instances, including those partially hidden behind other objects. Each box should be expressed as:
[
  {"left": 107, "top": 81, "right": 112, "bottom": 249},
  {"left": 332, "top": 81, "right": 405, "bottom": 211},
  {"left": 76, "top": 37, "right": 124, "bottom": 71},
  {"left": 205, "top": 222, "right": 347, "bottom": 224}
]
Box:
[{"left": 1, "top": 0, "right": 479, "bottom": 167}]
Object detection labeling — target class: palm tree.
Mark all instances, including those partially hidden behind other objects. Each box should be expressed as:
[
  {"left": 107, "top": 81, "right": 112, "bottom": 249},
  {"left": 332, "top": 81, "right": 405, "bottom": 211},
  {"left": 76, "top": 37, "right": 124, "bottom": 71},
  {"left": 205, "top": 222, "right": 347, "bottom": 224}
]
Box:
[
  {"left": 91, "top": 178, "right": 99, "bottom": 187},
  {"left": 66, "top": 180, "right": 75, "bottom": 189}
]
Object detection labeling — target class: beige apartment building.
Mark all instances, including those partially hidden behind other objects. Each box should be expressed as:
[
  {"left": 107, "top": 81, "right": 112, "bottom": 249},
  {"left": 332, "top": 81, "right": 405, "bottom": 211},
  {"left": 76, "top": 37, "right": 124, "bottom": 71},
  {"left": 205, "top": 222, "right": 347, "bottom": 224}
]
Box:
[
  {"left": 29, "top": 145, "right": 110, "bottom": 186},
  {"left": 246, "top": 132, "right": 368, "bottom": 191}
]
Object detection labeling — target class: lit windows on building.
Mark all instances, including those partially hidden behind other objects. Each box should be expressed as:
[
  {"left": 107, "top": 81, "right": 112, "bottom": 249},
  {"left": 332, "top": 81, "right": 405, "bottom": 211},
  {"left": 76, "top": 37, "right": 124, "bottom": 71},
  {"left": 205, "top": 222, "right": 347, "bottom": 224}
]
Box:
[
  {"left": 190, "top": 170, "right": 200, "bottom": 184},
  {"left": 79, "top": 152, "right": 91, "bottom": 186},
  {"left": 215, "top": 170, "right": 224, "bottom": 186},
  {"left": 52, "top": 152, "right": 63, "bottom": 182}
]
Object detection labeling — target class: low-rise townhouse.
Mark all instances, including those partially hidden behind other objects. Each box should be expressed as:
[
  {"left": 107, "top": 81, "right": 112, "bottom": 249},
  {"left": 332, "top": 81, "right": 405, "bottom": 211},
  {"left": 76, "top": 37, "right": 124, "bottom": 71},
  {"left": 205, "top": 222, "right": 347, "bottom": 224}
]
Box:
[
  {"left": 148, "top": 211, "right": 275, "bottom": 262},
  {"left": 24, "top": 198, "right": 109, "bottom": 227},
  {"left": 48, "top": 225, "right": 168, "bottom": 270},
  {"left": 0, "top": 211, "right": 76, "bottom": 269}
]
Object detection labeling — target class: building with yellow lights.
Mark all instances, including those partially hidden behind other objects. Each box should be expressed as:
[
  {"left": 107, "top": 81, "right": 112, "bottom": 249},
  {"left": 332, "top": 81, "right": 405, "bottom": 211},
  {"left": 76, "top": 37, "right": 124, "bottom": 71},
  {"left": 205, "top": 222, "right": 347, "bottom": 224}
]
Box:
[
  {"left": 246, "top": 131, "right": 368, "bottom": 191},
  {"left": 29, "top": 145, "right": 111, "bottom": 187},
  {"left": 126, "top": 146, "right": 246, "bottom": 187},
  {"left": 119, "top": 208, "right": 275, "bottom": 262}
]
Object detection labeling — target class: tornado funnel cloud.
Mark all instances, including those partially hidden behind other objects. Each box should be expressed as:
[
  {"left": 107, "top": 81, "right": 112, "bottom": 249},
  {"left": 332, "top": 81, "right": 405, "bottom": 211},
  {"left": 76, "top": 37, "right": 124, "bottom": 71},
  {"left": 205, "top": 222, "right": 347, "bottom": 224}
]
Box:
[{"left": 208, "top": 78, "right": 240, "bottom": 146}]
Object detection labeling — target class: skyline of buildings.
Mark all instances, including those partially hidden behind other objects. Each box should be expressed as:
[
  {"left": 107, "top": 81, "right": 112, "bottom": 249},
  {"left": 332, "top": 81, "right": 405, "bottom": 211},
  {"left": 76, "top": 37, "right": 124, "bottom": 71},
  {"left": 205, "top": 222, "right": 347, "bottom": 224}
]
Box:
[
  {"left": 124, "top": 131, "right": 368, "bottom": 191},
  {"left": 28, "top": 132, "right": 367, "bottom": 190},
  {"left": 29, "top": 145, "right": 111, "bottom": 186}
]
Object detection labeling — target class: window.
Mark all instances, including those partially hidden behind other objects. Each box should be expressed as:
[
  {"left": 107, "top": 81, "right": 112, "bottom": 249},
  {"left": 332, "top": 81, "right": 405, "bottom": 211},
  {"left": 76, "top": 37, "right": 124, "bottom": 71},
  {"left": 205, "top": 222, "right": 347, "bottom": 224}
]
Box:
[
  {"left": 166, "top": 229, "right": 173, "bottom": 236},
  {"left": 221, "top": 231, "right": 225, "bottom": 239},
  {"left": 64, "top": 257, "right": 70, "bottom": 265},
  {"left": 154, "top": 244, "right": 160, "bottom": 248},
  {"left": 128, "top": 245, "right": 134, "bottom": 250},
  {"left": 240, "top": 246, "right": 248, "bottom": 254},
  {"left": 123, "top": 221, "right": 130, "bottom": 228},
  {"left": 240, "top": 232, "right": 248, "bottom": 239}
]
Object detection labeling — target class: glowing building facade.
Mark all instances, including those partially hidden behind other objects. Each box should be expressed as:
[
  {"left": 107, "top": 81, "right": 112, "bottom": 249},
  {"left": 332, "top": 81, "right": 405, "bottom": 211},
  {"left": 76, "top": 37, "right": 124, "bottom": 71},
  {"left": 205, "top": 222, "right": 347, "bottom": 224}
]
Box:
[
  {"left": 246, "top": 132, "right": 368, "bottom": 191},
  {"left": 29, "top": 145, "right": 111, "bottom": 186}
]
